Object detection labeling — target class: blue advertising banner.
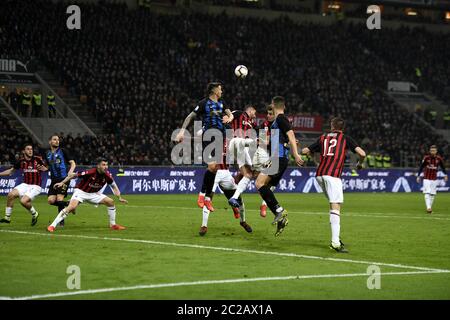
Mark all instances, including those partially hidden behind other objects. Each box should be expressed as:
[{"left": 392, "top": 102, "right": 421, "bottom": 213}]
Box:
[{"left": 0, "top": 167, "right": 448, "bottom": 195}]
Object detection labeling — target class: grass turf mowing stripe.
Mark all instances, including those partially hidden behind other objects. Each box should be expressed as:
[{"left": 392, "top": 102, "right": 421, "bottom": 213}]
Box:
[
  {"left": 0, "top": 270, "right": 448, "bottom": 300},
  {"left": 126, "top": 205, "right": 450, "bottom": 221},
  {"left": 1, "top": 229, "right": 447, "bottom": 273}
]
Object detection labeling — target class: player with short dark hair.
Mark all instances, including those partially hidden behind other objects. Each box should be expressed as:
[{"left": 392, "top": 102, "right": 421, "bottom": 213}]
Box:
[
  {"left": 255, "top": 96, "right": 304, "bottom": 237},
  {"left": 47, "top": 159, "right": 128, "bottom": 232},
  {"left": 302, "top": 117, "right": 366, "bottom": 253},
  {"left": 46, "top": 134, "right": 76, "bottom": 226},
  {"left": 175, "top": 82, "right": 234, "bottom": 212},
  {"left": 0, "top": 144, "right": 47, "bottom": 226},
  {"left": 416, "top": 145, "right": 448, "bottom": 214}
]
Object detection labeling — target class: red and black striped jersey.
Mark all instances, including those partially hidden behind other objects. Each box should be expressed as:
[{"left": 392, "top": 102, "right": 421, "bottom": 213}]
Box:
[
  {"left": 75, "top": 168, "right": 114, "bottom": 193},
  {"left": 231, "top": 110, "right": 255, "bottom": 138},
  {"left": 218, "top": 137, "right": 229, "bottom": 170},
  {"left": 418, "top": 155, "right": 446, "bottom": 180},
  {"left": 13, "top": 156, "right": 46, "bottom": 186},
  {"left": 308, "top": 131, "right": 359, "bottom": 178}
]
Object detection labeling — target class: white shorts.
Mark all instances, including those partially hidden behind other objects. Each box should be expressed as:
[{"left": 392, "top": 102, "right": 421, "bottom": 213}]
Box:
[
  {"left": 423, "top": 179, "right": 438, "bottom": 195},
  {"left": 213, "top": 170, "right": 237, "bottom": 193},
  {"left": 252, "top": 146, "right": 271, "bottom": 172},
  {"left": 71, "top": 188, "right": 107, "bottom": 205},
  {"left": 228, "top": 137, "right": 253, "bottom": 168},
  {"left": 316, "top": 175, "right": 344, "bottom": 203},
  {"left": 14, "top": 183, "right": 42, "bottom": 201}
]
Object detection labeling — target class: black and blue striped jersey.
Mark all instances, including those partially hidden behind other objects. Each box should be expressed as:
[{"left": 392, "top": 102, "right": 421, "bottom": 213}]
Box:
[{"left": 193, "top": 98, "right": 228, "bottom": 132}]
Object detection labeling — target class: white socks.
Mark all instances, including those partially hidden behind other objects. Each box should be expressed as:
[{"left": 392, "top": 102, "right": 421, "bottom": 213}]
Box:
[
  {"left": 239, "top": 202, "right": 246, "bottom": 223},
  {"left": 51, "top": 208, "right": 68, "bottom": 228},
  {"left": 424, "top": 194, "right": 435, "bottom": 209},
  {"left": 330, "top": 210, "right": 341, "bottom": 246},
  {"left": 202, "top": 206, "right": 210, "bottom": 227},
  {"left": 108, "top": 207, "right": 116, "bottom": 226},
  {"left": 29, "top": 206, "right": 37, "bottom": 216},
  {"left": 232, "top": 176, "right": 251, "bottom": 200},
  {"left": 430, "top": 195, "right": 435, "bottom": 208},
  {"left": 5, "top": 207, "right": 12, "bottom": 219}
]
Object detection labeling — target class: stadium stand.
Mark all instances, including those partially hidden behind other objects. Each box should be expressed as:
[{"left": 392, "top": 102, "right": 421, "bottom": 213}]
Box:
[{"left": 0, "top": 0, "right": 448, "bottom": 166}]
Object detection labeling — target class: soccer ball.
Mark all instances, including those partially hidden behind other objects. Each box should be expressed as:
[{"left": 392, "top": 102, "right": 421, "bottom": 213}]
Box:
[{"left": 234, "top": 65, "right": 248, "bottom": 78}]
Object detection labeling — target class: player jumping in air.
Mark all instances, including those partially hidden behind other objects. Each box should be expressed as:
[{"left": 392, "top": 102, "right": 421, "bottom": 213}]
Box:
[
  {"left": 46, "top": 134, "right": 76, "bottom": 227},
  {"left": 416, "top": 145, "right": 448, "bottom": 214},
  {"left": 252, "top": 105, "right": 276, "bottom": 217},
  {"left": 256, "top": 96, "right": 304, "bottom": 237},
  {"left": 175, "top": 82, "right": 234, "bottom": 212},
  {"left": 302, "top": 117, "right": 366, "bottom": 253},
  {"left": 227, "top": 105, "right": 257, "bottom": 208},
  {"left": 47, "top": 158, "right": 128, "bottom": 232},
  {"left": 0, "top": 144, "right": 47, "bottom": 226}
]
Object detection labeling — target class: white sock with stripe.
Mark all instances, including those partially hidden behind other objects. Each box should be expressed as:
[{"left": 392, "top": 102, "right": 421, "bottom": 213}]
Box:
[
  {"left": 51, "top": 208, "right": 68, "bottom": 228},
  {"left": 5, "top": 207, "right": 12, "bottom": 220},
  {"left": 429, "top": 195, "right": 435, "bottom": 209},
  {"left": 239, "top": 202, "right": 246, "bottom": 222},
  {"left": 424, "top": 194, "right": 431, "bottom": 209},
  {"left": 29, "top": 206, "right": 37, "bottom": 216},
  {"left": 330, "top": 210, "right": 341, "bottom": 246},
  {"left": 202, "top": 206, "right": 210, "bottom": 227},
  {"left": 108, "top": 207, "right": 116, "bottom": 226},
  {"left": 232, "top": 177, "right": 250, "bottom": 199}
]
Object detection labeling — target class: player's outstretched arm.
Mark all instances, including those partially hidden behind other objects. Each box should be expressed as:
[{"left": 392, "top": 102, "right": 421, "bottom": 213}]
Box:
[
  {"left": 417, "top": 158, "right": 426, "bottom": 183},
  {"left": 355, "top": 147, "right": 366, "bottom": 170},
  {"left": 439, "top": 161, "right": 448, "bottom": 182},
  {"left": 224, "top": 109, "right": 234, "bottom": 123},
  {"left": 111, "top": 182, "right": 127, "bottom": 204},
  {"left": 175, "top": 111, "right": 197, "bottom": 142},
  {"left": 287, "top": 130, "right": 304, "bottom": 166},
  {"left": 68, "top": 160, "right": 76, "bottom": 175},
  {"left": 54, "top": 172, "right": 77, "bottom": 188},
  {"left": 301, "top": 147, "right": 311, "bottom": 155},
  {"left": 0, "top": 168, "right": 15, "bottom": 176}
]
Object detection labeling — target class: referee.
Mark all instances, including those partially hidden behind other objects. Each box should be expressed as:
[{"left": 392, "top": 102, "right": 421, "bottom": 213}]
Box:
[{"left": 46, "top": 134, "right": 76, "bottom": 226}]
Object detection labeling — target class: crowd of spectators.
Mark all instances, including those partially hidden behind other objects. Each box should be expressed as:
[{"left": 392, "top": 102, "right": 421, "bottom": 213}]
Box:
[{"left": 0, "top": 0, "right": 448, "bottom": 167}]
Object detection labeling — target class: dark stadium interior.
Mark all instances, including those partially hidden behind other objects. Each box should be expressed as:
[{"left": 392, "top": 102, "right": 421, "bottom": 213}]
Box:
[{"left": 0, "top": 0, "right": 449, "bottom": 167}]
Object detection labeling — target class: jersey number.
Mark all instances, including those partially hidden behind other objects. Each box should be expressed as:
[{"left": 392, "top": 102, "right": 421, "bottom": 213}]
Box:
[{"left": 323, "top": 138, "right": 337, "bottom": 156}]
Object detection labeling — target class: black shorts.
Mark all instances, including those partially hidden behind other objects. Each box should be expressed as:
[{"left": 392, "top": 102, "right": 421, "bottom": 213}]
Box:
[
  {"left": 202, "top": 131, "right": 226, "bottom": 165},
  {"left": 48, "top": 178, "right": 69, "bottom": 197},
  {"left": 265, "top": 157, "right": 289, "bottom": 187}
]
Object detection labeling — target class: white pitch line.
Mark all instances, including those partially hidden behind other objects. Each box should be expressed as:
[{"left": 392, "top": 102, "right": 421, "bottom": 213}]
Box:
[
  {"left": 126, "top": 205, "right": 450, "bottom": 221},
  {"left": 0, "top": 270, "right": 448, "bottom": 300},
  {"left": 1, "top": 229, "right": 447, "bottom": 273}
]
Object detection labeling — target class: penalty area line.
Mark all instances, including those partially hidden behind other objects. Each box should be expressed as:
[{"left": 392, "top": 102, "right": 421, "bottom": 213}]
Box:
[
  {"left": 0, "top": 229, "right": 448, "bottom": 273},
  {"left": 0, "top": 270, "right": 448, "bottom": 300},
  {"left": 127, "top": 205, "right": 450, "bottom": 221}
]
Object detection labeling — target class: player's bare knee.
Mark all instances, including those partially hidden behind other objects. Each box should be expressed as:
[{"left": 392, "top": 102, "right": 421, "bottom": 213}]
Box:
[
  {"left": 104, "top": 198, "right": 114, "bottom": 207},
  {"left": 20, "top": 197, "right": 30, "bottom": 206},
  {"left": 7, "top": 193, "right": 16, "bottom": 201},
  {"left": 255, "top": 179, "right": 265, "bottom": 190},
  {"left": 48, "top": 199, "right": 55, "bottom": 205}
]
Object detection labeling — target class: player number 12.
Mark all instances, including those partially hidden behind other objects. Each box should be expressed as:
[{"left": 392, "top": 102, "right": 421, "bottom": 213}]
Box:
[{"left": 323, "top": 138, "right": 337, "bottom": 156}]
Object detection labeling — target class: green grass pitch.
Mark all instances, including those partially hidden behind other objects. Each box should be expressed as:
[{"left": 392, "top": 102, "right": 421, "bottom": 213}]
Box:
[{"left": 0, "top": 193, "right": 449, "bottom": 300}]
